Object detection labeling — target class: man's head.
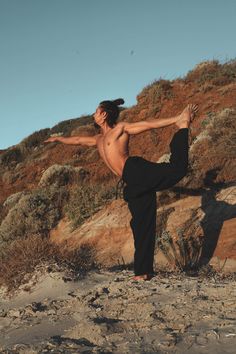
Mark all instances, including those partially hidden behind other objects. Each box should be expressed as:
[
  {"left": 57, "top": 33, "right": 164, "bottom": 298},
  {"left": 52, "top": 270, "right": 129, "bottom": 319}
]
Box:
[{"left": 93, "top": 98, "right": 124, "bottom": 129}]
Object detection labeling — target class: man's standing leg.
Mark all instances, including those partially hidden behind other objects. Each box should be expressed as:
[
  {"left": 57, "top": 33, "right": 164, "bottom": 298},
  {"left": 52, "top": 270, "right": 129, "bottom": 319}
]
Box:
[
  {"left": 127, "top": 191, "right": 157, "bottom": 276},
  {"left": 125, "top": 129, "right": 190, "bottom": 280}
]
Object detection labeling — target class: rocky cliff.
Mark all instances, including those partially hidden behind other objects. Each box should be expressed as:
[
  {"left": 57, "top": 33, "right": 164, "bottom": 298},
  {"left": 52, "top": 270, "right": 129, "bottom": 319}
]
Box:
[{"left": 0, "top": 60, "right": 236, "bottom": 293}]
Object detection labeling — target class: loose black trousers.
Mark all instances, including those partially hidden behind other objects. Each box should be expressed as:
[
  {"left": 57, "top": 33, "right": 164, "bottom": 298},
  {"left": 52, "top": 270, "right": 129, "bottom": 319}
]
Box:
[{"left": 121, "top": 128, "right": 189, "bottom": 276}]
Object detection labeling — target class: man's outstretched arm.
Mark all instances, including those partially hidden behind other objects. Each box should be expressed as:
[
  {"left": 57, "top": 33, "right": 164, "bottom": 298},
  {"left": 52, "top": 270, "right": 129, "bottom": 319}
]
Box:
[
  {"left": 119, "top": 104, "right": 198, "bottom": 135},
  {"left": 119, "top": 115, "right": 179, "bottom": 135},
  {"left": 44, "top": 135, "right": 99, "bottom": 146}
]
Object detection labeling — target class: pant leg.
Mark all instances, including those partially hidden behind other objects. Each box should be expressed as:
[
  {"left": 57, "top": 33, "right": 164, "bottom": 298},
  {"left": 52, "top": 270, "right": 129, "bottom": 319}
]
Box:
[
  {"left": 122, "top": 128, "right": 189, "bottom": 275},
  {"left": 122, "top": 128, "right": 189, "bottom": 198},
  {"left": 152, "top": 127, "right": 189, "bottom": 191},
  {"left": 127, "top": 191, "right": 157, "bottom": 275},
  {"left": 169, "top": 127, "right": 188, "bottom": 171}
]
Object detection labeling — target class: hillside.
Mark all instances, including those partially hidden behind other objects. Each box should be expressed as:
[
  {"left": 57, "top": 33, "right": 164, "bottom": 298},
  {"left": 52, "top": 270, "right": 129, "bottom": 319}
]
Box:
[{"left": 0, "top": 59, "right": 236, "bottom": 294}]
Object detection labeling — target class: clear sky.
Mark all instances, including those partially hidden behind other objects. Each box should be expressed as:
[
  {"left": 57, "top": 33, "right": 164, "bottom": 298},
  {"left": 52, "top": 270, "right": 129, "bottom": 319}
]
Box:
[{"left": 1, "top": 0, "right": 236, "bottom": 149}]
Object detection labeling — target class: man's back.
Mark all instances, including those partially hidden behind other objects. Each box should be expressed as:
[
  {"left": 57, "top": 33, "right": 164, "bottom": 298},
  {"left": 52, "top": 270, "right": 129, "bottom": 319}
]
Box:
[{"left": 95, "top": 123, "right": 130, "bottom": 177}]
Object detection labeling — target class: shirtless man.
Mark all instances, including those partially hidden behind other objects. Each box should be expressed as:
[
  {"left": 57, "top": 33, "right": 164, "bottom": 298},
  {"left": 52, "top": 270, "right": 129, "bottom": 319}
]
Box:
[{"left": 44, "top": 99, "right": 198, "bottom": 281}]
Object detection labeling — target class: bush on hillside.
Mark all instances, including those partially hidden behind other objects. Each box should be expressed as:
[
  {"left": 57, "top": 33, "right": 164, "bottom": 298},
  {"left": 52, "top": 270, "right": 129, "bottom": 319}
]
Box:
[
  {"left": 65, "top": 182, "right": 116, "bottom": 230},
  {"left": 158, "top": 229, "right": 203, "bottom": 271},
  {"left": 137, "top": 79, "right": 173, "bottom": 105},
  {"left": 50, "top": 115, "right": 93, "bottom": 136},
  {"left": 0, "top": 186, "right": 69, "bottom": 249},
  {"left": 0, "top": 203, "right": 8, "bottom": 226},
  {"left": 38, "top": 164, "right": 89, "bottom": 188},
  {"left": 188, "top": 108, "right": 236, "bottom": 187},
  {"left": 0, "top": 129, "right": 52, "bottom": 166},
  {"left": 20, "top": 128, "right": 51, "bottom": 152},
  {"left": 0, "top": 234, "right": 97, "bottom": 295},
  {"left": 119, "top": 108, "right": 132, "bottom": 122},
  {"left": 3, "top": 191, "right": 29, "bottom": 209},
  {"left": 71, "top": 124, "right": 97, "bottom": 137},
  {"left": 184, "top": 59, "right": 236, "bottom": 87},
  {"left": 0, "top": 147, "right": 23, "bottom": 167}
]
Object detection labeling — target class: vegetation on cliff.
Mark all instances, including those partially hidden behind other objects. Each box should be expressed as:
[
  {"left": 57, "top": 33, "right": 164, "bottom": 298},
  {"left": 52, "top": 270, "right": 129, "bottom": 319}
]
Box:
[{"left": 0, "top": 59, "right": 236, "bottom": 292}]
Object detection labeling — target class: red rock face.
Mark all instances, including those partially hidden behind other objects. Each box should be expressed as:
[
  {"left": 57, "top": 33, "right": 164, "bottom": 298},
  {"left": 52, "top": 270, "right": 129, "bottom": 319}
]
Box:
[
  {"left": 213, "top": 218, "right": 236, "bottom": 259},
  {"left": 49, "top": 199, "right": 134, "bottom": 267},
  {"left": 1, "top": 61, "right": 236, "bottom": 269}
]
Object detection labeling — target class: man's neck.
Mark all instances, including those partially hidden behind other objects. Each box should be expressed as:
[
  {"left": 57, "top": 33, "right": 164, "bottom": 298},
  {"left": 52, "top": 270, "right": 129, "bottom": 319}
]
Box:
[{"left": 101, "top": 124, "right": 113, "bottom": 135}]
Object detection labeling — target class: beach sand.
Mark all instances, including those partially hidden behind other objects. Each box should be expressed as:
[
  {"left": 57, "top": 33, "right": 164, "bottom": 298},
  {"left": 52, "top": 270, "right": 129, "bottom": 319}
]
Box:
[{"left": 0, "top": 267, "right": 236, "bottom": 353}]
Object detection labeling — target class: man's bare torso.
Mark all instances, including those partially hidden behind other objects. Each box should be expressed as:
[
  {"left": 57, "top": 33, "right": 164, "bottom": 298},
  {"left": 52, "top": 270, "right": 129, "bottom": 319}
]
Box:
[{"left": 96, "top": 124, "right": 130, "bottom": 177}]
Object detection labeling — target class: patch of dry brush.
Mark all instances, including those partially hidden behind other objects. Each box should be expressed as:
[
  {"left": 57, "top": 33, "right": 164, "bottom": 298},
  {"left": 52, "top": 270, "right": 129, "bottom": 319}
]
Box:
[{"left": 0, "top": 234, "right": 96, "bottom": 295}]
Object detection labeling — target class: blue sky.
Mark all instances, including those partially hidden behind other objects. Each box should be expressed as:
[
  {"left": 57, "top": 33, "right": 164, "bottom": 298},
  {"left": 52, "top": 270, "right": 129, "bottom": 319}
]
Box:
[{"left": 1, "top": 0, "right": 236, "bottom": 149}]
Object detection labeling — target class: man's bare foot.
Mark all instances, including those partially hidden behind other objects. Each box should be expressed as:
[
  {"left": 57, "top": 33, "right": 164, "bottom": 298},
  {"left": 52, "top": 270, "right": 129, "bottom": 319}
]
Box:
[
  {"left": 132, "top": 274, "right": 153, "bottom": 281},
  {"left": 175, "top": 104, "right": 198, "bottom": 129}
]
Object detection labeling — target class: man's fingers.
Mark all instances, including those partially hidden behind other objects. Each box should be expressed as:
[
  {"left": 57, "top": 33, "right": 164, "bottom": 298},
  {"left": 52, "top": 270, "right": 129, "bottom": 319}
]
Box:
[
  {"left": 190, "top": 104, "right": 199, "bottom": 114},
  {"left": 44, "top": 138, "right": 53, "bottom": 143}
]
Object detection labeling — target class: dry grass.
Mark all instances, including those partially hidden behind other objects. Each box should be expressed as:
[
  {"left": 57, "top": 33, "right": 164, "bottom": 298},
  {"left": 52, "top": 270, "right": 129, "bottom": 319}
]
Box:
[
  {"left": 137, "top": 79, "right": 173, "bottom": 105},
  {"left": 184, "top": 59, "right": 236, "bottom": 87},
  {"left": 50, "top": 115, "right": 93, "bottom": 136},
  {"left": 157, "top": 208, "right": 204, "bottom": 271},
  {"left": 158, "top": 229, "right": 203, "bottom": 271},
  {"left": 0, "top": 234, "right": 97, "bottom": 295},
  {"left": 0, "top": 147, "right": 23, "bottom": 167},
  {"left": 19, "top": 128, "right": 51, "bottom": 152}
]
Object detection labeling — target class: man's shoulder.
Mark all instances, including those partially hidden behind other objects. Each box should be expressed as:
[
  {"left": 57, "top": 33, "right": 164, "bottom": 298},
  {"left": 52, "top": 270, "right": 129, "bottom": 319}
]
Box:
[
  {"left": 115, "top": 121, "right": 130, "bottom": 134},
  {"left": 116, "top": 122, "right": 125, "bottom": 128},
  {"left": 115, "top": 122, "right": 127, "bottom": 131}
]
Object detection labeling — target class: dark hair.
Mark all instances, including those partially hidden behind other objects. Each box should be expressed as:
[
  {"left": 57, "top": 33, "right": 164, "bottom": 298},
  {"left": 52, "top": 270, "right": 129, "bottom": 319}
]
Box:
[{"left": 99, "top": 98, "right": 125, "bottom": 127}]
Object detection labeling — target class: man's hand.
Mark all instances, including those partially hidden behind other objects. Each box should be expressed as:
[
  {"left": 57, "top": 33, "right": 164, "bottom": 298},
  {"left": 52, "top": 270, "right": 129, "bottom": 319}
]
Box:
[{"left": 44, "top": 136, "right": 59, "bottom": 143}]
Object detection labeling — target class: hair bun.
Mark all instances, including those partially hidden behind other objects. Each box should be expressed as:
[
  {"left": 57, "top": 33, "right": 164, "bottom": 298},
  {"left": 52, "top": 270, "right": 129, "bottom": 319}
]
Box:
[{"left": 112, "top": 98, "right": 125, "bottom": 106}]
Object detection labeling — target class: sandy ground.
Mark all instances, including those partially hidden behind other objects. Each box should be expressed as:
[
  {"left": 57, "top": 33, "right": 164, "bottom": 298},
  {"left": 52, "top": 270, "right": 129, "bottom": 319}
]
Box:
[{"left": 0, "top": 267, "right": 236, "bottom": 353}]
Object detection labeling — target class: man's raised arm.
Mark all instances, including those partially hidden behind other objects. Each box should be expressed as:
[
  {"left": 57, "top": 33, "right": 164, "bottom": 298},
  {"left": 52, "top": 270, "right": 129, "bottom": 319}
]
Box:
[
  {"left": 44, "top": 135, "right": 98, "bottom": 146},
  {"left": 118, "top": 104, "right": 198, "bottom": 135},
  {"left": 118, "top": 115, "right": 180, "bottom": 135}
]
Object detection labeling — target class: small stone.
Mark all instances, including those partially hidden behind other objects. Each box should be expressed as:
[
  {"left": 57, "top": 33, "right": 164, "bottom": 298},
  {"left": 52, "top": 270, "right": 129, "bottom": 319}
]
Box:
[
  {"left": 102, "top": 287, "right": 110, "bottom": 294},
  {"left": 0, "top": 309, "right": 7, "bottom": 317},
  {"left": 48, "top": 309, "right": 56, "bottom": 315},
  {"left": 8, "top": 309, "right": 21, "bottom": 318}
]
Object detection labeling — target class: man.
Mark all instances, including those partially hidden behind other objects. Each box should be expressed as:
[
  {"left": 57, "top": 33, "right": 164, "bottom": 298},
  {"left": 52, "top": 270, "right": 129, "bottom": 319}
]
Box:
[{"left": 44, "top": 99, "right": 198, "bottom": 281}]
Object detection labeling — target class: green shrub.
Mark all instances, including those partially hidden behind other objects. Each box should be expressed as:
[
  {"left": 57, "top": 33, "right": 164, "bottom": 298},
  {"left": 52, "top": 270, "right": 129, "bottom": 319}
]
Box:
[
  {"left": 0, "top": 186, "right": 69, "bottom": 249},
  {"left": 38, "top": 164, "right": 89, "bottom": 188},
  {"left": 65, "top": 182, "right": 116, "bottom": 230},
  {"left": 3, "top": 191, "right": 28, "bottom": 209}
]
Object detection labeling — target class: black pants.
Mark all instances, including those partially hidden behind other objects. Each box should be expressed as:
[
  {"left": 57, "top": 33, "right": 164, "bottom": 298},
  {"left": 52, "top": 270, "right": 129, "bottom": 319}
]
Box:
[{"left": 121, "top": 128, "right": 189, "bottom": 276}]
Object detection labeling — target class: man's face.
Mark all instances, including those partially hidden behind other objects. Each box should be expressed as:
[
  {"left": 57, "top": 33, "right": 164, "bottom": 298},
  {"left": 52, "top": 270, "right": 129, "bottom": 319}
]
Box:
[{"left": 93, "top": 106, "right": 107, "bottom": 127}]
